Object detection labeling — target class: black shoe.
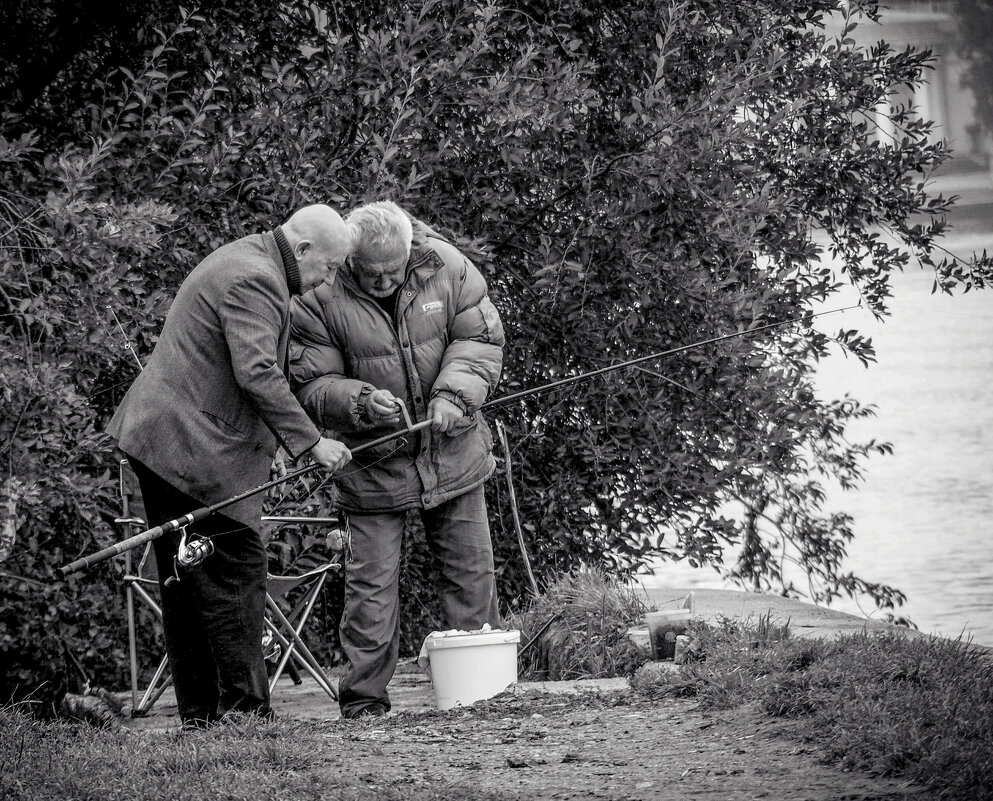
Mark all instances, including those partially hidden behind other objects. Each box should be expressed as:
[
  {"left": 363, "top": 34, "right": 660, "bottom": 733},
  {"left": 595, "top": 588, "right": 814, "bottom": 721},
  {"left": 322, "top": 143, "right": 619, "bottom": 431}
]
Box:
[{"left": 342, "top": 702, "right": 389, "bottom": 720}]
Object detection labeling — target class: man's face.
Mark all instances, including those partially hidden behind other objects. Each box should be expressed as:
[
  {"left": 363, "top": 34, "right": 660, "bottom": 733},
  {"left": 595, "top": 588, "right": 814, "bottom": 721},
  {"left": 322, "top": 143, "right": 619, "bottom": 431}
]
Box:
[
  {"left": 352, "top": 246, "right": 409, "bottom": 298},
  {"left": 298, "top": 237, "right": 350, "bottom": 292}
]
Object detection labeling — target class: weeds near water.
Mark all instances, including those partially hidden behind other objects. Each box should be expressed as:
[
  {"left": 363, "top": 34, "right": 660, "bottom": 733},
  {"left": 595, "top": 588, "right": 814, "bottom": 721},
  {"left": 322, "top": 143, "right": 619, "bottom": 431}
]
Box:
[
  {"left": 633, "top": 619, "right": 993, "bottom": 801},
  {"left": 508, "top": 569, "right": 648, "bottom": 681}
]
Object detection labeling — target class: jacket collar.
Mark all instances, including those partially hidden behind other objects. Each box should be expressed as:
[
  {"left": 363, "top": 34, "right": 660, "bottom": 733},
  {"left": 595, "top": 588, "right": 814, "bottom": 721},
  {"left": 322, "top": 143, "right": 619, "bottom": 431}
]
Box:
[{"left": 271, "top": 226, "right": 302, "bottom": 295}]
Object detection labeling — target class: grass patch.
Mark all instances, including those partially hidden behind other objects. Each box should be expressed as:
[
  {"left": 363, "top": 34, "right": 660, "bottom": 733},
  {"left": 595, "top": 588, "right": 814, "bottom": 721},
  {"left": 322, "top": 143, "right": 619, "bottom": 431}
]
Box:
[
  {"left": 634, "top": 617, "right": 993, "bottom": 801},
  {"left": 507, "top": 569, "right": 648, "bottom": 681},
  {"left": 0, "top": 710, "right": 332, "bottom": 801},
  {"left": 0, "top": 707, "right": 515, "bottom": 801}
]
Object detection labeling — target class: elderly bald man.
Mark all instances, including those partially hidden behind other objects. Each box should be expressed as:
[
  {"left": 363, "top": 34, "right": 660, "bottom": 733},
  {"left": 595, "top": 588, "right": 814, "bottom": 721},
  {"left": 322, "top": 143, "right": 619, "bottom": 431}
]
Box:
[{"left": 108, "top": 204, "right": 353, "bottom": 728}]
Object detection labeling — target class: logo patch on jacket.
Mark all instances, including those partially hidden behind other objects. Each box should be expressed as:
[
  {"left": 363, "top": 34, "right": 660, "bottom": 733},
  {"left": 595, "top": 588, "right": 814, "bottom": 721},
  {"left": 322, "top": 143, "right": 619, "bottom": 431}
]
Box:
[{"left": 421, "top": 301, "right": 444, "bottom": 316}]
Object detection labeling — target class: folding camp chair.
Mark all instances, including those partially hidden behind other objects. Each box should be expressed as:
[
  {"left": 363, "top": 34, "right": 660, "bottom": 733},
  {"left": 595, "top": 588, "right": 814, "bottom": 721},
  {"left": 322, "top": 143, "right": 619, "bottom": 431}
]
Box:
[
  {"left": 118, "top": 460, "right": 172, "bottom": 717},
  {"left": 117, "top": 460, "right": 344, "bottom": 715},
  {"left": 260, "top": 515, "right": 343, "bottom": 700}
]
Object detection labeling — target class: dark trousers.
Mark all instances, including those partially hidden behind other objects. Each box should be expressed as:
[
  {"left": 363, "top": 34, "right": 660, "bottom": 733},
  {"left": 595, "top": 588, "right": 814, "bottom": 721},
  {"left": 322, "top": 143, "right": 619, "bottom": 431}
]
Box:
[
  {"left": 337, "top": 485, "right": 501, "bottom": 717},
  {"left": 129, "top": 458, "right": 271, "bottom": 726}
]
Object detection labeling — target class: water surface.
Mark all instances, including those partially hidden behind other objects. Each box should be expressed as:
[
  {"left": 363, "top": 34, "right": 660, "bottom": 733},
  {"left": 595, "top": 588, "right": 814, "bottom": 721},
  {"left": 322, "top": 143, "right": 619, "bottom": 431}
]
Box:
[{"left": 639, "top": 232, "right": 993, "bottom": 646}]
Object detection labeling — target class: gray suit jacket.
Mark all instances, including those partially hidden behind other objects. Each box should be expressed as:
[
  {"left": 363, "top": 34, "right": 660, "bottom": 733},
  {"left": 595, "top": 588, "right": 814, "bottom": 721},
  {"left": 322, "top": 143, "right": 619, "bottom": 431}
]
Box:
[{"left": 108, "top": 231, "right": 320, "bottom": 528}]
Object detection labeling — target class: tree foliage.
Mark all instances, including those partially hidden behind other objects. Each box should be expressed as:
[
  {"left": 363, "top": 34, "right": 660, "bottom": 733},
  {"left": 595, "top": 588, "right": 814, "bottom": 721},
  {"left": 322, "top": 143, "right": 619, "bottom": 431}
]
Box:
[{"left": 2, "top": 0, "right": 991, "bottom": 708}]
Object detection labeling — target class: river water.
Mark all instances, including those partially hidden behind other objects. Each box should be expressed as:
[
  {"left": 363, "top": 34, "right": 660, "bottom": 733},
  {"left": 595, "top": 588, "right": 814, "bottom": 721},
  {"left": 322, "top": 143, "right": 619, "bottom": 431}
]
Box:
[{"left": 637, "top": 231, "right": 993, "bottom": 647}]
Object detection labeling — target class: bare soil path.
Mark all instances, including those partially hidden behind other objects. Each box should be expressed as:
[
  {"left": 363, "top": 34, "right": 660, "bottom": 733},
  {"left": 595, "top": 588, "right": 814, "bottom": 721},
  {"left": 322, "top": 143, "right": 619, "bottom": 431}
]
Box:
[
  {"left": 120, "top": 588, "right": 935, "bottom": 799},
  {"left": 125, "top": 672, "right": 923, "bottom": 800},
  {"left": 318, "top": 685, "right": 923, "bottom": 800}
]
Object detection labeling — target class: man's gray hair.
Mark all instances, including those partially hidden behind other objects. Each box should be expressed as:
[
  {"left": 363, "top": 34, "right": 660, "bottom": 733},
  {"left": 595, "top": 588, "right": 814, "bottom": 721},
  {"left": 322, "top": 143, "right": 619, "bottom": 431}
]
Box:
[{"left": 345, "top": 200, "right": 413, "bottom": 256}]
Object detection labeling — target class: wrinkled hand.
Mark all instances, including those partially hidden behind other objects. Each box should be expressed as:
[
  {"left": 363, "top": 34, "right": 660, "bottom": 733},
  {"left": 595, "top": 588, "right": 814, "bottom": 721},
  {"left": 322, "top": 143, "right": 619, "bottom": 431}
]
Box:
[
  {"left": 310, "top": 437, "right": 352, "bottom": 472},
  {"left": 428, "top": 396, "right": 464, "bottom": 433},
  {"left": 269, "top": 447, "right": 288, "bottom": 480},
  {"left": 367, "top": 389, "right": 402, "bottom": 424}
]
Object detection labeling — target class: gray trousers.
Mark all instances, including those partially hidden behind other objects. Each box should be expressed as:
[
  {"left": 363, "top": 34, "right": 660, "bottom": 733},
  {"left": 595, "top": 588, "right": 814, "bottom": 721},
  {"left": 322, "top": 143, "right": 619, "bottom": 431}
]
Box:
[{"left": 337, "top": 485, "right": 501, "bottom": 717}]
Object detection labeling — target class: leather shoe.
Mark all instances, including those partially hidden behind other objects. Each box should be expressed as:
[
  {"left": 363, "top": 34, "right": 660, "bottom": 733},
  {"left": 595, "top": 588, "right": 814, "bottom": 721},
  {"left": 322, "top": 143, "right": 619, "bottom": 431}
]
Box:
[{"left": 342, "top": 702, "right": 388, "bottom": 719}]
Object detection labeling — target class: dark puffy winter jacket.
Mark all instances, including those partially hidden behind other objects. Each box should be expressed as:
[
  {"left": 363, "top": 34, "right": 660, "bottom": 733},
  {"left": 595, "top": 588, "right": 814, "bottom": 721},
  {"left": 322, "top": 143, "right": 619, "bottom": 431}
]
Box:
[{"left": 289, "top": 231, "right": 504, "bottom": 512}]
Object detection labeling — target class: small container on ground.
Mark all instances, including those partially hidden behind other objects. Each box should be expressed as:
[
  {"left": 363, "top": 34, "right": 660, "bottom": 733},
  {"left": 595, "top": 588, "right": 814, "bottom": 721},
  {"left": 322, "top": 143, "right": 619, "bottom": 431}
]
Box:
[
  {"left": 644, "top": 610, "right": 693, "bottom": 660},
  {"left": 425, "top": 629, "right": 521, "bottom": 710}
]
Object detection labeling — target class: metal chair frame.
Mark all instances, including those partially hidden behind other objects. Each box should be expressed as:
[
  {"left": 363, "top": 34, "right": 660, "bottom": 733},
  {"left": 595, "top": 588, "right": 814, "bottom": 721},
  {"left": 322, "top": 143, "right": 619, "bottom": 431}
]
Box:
[
  {"left": 117, "top": 461, "right": 342, "bottom": 716},
  {"left": 260, "top": 515, "right": 342, "bottom": 699}
]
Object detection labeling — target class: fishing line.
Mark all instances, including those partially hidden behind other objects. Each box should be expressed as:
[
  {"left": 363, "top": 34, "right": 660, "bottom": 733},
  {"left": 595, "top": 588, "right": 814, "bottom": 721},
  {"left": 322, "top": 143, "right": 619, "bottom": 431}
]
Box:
[
  {"left": 60, "top": 304, "right": 858, "bottom": 577},
  {"left": 480, "top": 303, "right": 860, "bottom": 412},
  {"left": 108, "top": 305, "right": 144, "bottom": 372}
]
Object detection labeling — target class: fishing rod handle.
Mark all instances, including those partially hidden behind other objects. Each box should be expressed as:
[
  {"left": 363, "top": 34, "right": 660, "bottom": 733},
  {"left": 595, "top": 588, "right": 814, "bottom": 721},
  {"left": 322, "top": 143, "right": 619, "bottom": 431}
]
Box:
[
  {"left": 57, "top": 420, "right": 434, "bottom": 577},
  {"left": 57, "top": 510, "right": 205, "bottom": 577}
]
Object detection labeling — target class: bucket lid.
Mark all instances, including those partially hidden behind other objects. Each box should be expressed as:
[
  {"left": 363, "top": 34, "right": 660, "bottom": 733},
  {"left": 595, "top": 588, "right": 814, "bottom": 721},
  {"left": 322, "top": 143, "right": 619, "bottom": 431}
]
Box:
[
  {"left": 645, "top": 609, "right": 692, "bottom": 619},
  {"left": 424, "top": 628, "right": 521, "bottom": 650}
]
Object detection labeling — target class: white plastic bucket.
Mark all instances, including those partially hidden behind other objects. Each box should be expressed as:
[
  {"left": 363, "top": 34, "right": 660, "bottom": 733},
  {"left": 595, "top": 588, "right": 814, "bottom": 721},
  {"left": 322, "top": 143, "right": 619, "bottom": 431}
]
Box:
[{"left": 424, "top": 629, "right": 521, "bottom": 710}]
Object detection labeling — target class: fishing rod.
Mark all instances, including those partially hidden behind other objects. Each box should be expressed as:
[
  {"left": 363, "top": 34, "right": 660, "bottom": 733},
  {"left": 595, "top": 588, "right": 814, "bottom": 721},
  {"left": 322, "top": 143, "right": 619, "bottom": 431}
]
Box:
[
  {"left": 57, "top": 420, "right": 432, "bottom": 577},
  {"left": 108, "top": 305, "right": 144, "bottom": 372},
  {"left": 58, "top": 303, "right": 855, "bottom": 577},
  {"left": 482, "top": 303, "right": 860, "bottom": 410}
]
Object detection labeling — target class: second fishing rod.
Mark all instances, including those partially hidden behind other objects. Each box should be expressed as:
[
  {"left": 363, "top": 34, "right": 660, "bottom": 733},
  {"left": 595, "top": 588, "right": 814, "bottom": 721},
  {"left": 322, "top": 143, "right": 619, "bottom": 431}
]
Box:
[{"left": 58, "top": 303, "right": 856, "bottom": 577}]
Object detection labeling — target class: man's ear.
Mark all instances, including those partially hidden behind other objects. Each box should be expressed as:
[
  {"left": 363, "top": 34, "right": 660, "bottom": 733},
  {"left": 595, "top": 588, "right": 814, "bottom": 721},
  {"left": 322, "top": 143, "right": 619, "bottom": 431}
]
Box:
[{"left": 295, "top": 240, "right": 311, "bottom": 259}]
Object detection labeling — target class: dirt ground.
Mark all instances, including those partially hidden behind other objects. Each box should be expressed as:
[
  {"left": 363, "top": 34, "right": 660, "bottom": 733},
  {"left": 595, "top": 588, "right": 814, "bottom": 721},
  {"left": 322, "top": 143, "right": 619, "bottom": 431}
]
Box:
[
  {"left": 125, "top": 670, "right": 924, "bottom": 800},
  {"left": 319, "top": 684, "right": 924, "bottom": 801},
  {"left": 117, "top": 589, "right": 938, "bottom": 799}
]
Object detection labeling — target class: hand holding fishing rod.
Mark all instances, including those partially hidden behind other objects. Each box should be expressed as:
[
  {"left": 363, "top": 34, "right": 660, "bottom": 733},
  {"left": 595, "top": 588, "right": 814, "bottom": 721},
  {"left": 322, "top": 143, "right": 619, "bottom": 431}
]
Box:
[
  {"left": 309, "top": 435, "right": 352, "bottom": 473},
  {"left": 364, "top": 390, "right": 460, "bottom": 434},
  {"left": 57, "top": 419, "right": 430, "bottom": 578},
  {"left": 365, "top": 389, "right": 404, "bottom": 424},
  {"left": 60, "top": 302, "right": 857, "bottom": 578}
]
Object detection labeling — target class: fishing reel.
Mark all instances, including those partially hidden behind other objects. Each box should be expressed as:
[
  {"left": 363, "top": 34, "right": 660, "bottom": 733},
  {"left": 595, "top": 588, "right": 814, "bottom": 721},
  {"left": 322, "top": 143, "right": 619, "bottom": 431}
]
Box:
[
  {"left": 164, "top": 527, "right": 214, "bottom": 586},
  {"left": 177, "top": 527, "right": 214, "bottom": 567}
]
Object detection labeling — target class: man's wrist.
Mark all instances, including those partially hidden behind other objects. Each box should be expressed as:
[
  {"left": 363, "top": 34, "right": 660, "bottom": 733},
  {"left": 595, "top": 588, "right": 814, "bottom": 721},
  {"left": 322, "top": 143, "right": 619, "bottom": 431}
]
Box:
[{"left": 431, "top": 390, "right": 467, "bottom": 414}]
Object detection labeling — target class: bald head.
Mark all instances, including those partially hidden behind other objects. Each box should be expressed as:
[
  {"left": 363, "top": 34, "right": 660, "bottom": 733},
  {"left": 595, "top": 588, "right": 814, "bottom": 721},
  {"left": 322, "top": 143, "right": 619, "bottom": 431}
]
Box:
[{"left": 283, "top": 204, "right": 351, "bottom": 292}]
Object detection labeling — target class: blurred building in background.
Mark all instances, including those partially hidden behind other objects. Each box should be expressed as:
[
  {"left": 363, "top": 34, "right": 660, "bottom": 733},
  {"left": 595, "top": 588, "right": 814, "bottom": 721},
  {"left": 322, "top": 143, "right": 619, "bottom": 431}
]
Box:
[{"left": 857, "top": 0, "right": 993, "bottom": 229}]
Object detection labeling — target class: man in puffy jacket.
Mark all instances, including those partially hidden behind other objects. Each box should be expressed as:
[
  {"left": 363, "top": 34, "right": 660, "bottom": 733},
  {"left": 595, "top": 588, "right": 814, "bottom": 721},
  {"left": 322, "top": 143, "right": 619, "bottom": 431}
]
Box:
[{"left": 290, "top": 200, "right": 504, "bottom": 719}]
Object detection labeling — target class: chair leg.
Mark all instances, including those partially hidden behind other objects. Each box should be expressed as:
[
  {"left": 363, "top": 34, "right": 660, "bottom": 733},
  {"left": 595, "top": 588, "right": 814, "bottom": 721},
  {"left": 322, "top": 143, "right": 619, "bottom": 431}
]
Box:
[
  {"left": 130, "top": 582, "right": 163, "bottom": 617},
  {"left": 264, "top": 596, "right": 338, "bottom": 700},
  {"left": 266, "top": 573, "right": 332, "bottom": 691},
  {"left": 134, "top": 655, "right": 171, "bottom": 716},
  {"left": 264, "top": 616, "right": 336, "bottom": 699},
  {"left": 267, "top": 610, "right": 301, "bottom": 689},
  {"left": 118, "top": 461, "right": 174, "bottom": 717},
  {"left": 126, "top": 568, "right": 140, "bottom": 714},
  {"left": 265, "top": 621, "right": 300, "bottom": 689},
  {"left": 126, "top": 579, "right": 169, "bottom": 715}
]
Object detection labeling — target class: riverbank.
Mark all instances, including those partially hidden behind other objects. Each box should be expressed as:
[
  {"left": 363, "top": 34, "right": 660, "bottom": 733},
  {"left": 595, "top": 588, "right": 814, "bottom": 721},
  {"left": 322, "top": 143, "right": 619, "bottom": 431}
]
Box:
[
  {"left": 121, "top": 584, "right": 949, "bottom": 730},
  {"left": 17, "top": 586, "right": 991, "bottom": 801}
]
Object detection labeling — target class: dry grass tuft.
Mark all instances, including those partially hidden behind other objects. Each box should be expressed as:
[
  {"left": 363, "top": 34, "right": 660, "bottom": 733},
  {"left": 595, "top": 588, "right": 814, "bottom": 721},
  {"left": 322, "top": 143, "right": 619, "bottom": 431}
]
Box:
[
  {"left": 508, "top": 569, "right": 649, "bottom": 681},
  {"left": 634, "top": 617, "right": 993, "bottom": 801}
]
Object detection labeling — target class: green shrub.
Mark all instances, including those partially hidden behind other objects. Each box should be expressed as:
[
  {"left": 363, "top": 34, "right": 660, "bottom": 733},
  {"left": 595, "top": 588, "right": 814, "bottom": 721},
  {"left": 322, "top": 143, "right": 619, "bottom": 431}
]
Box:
[
  {"left": 509, "top": 570, "right": 648, "bottom": 681},
  {"left": 3, "top": 0, "right": 991, "bottom": 705}
]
